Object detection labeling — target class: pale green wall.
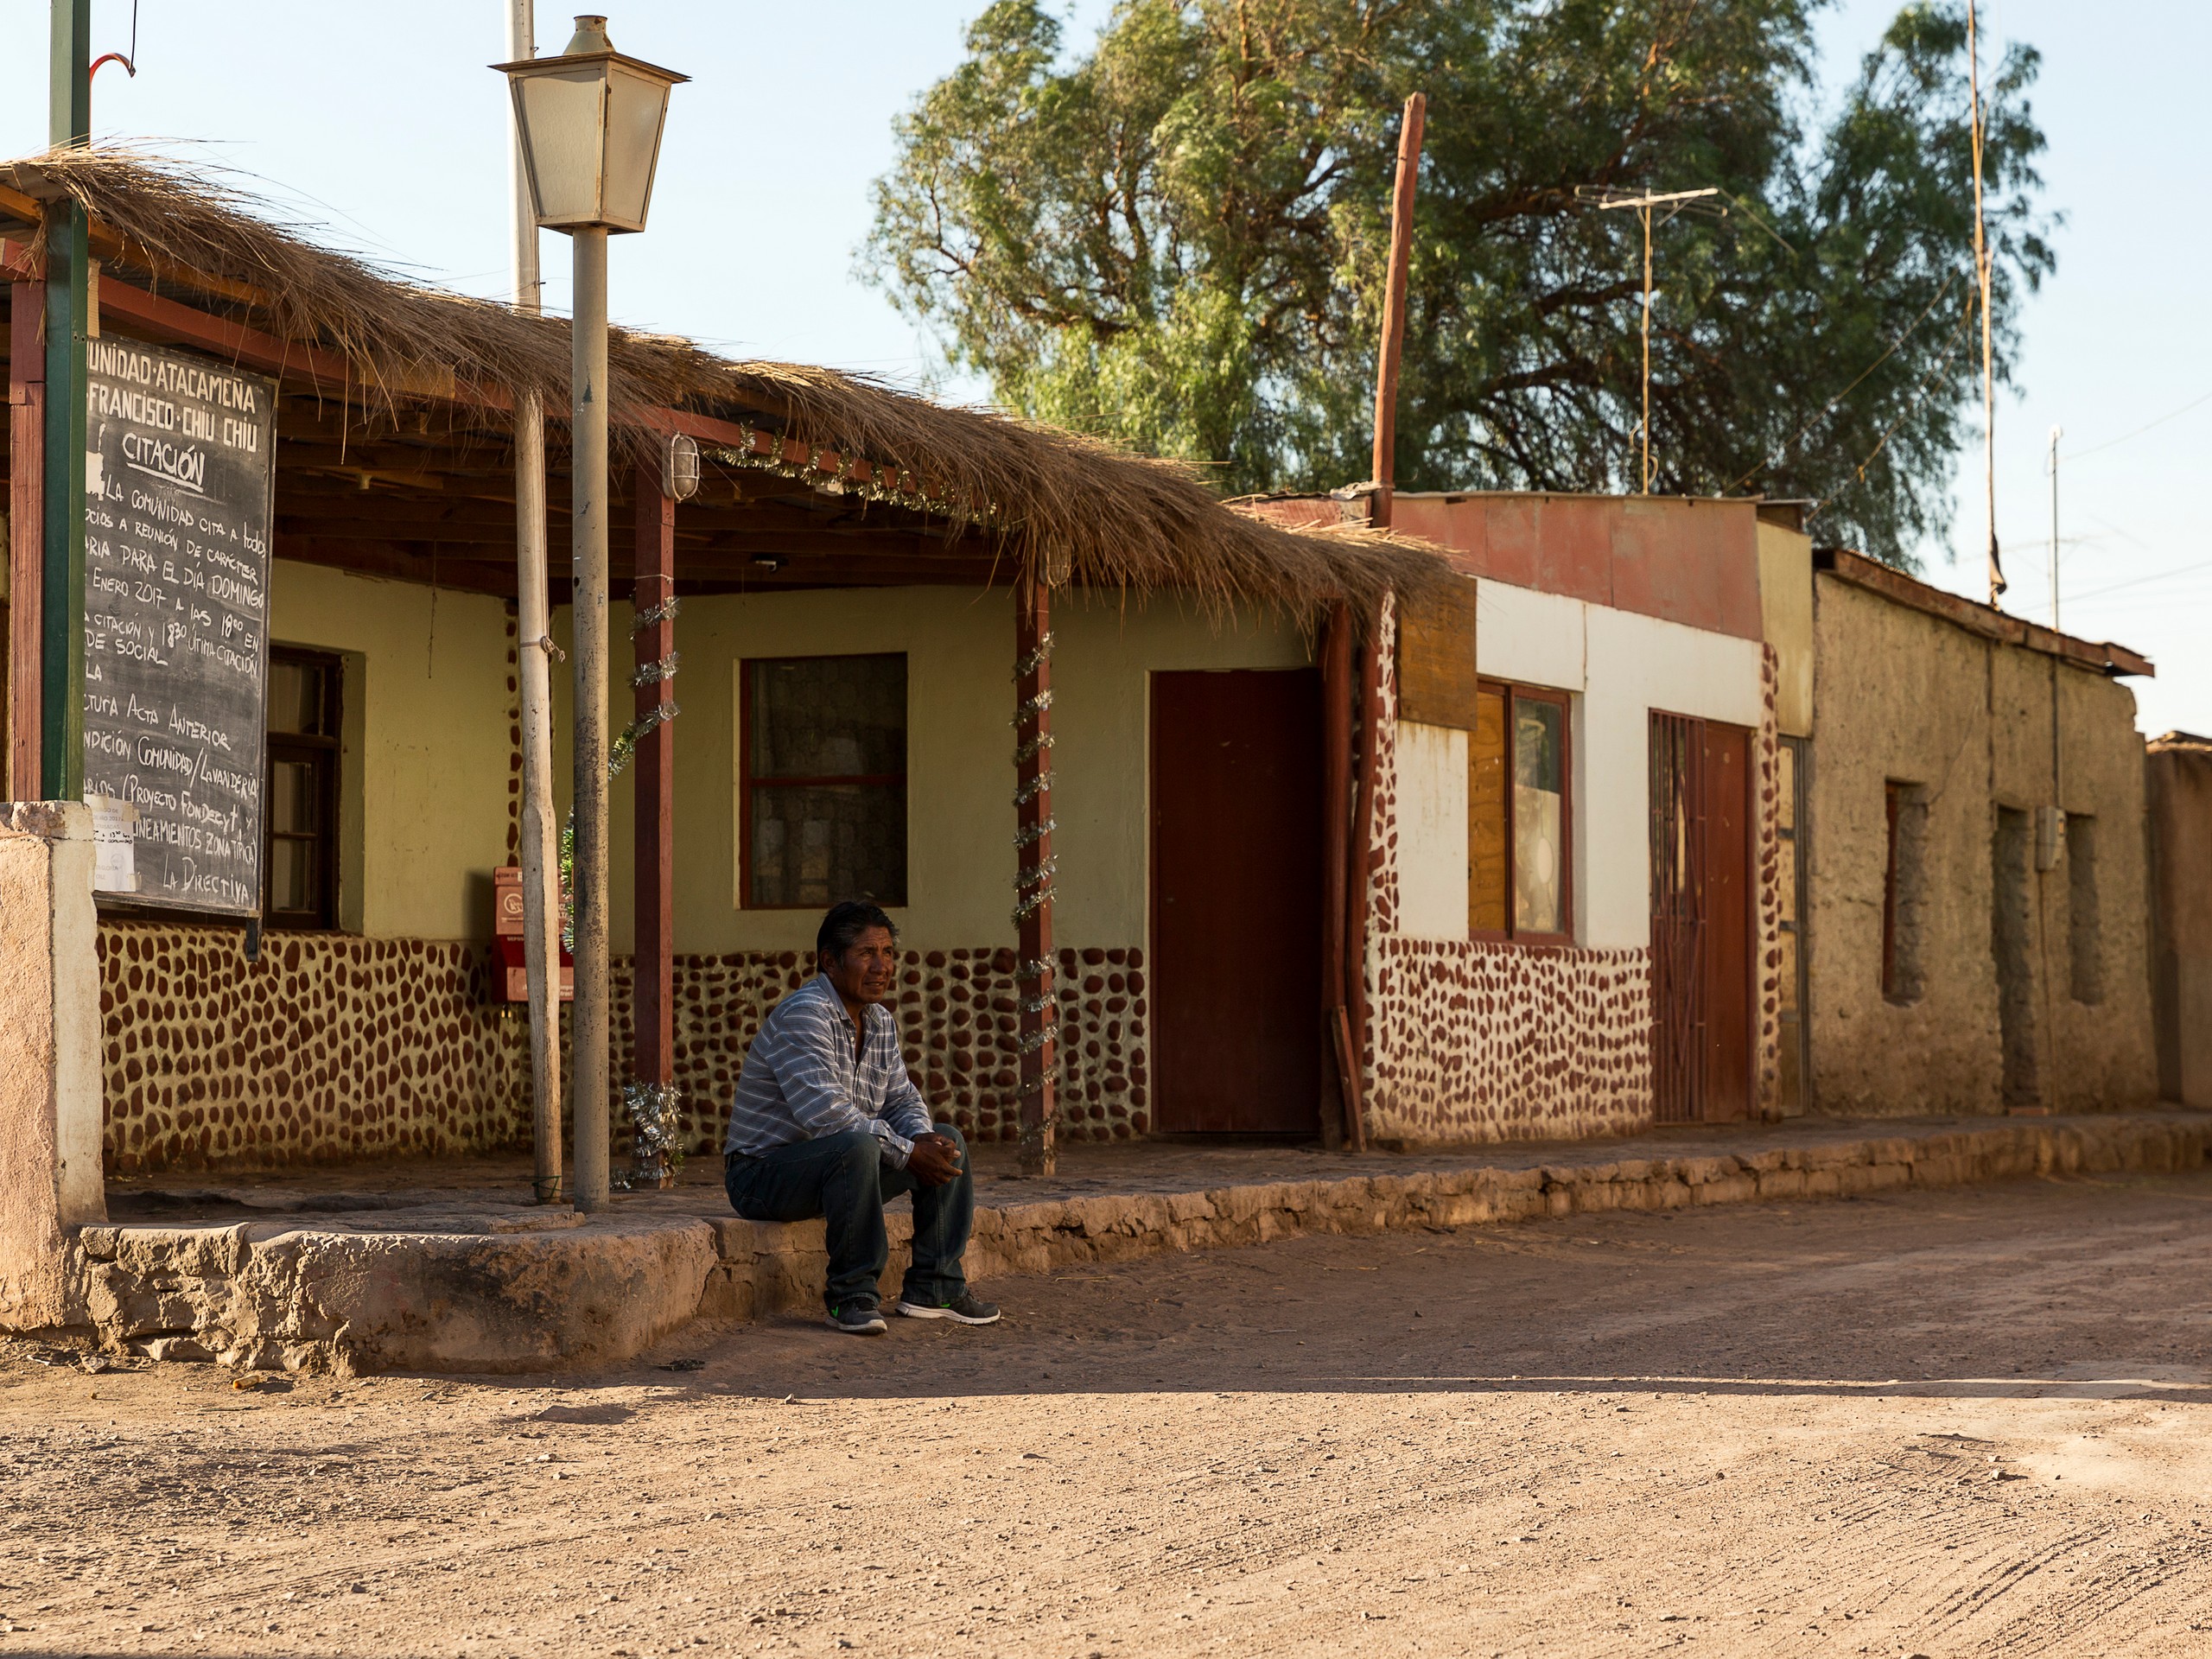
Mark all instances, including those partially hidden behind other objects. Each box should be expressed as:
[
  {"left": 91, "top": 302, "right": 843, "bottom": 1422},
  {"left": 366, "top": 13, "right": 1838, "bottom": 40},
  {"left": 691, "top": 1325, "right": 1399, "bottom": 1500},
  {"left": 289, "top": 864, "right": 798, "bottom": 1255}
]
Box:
[
  {"left": 268, "top": 560, "right": 513, "bottom": 940},
  {"left": 551, "top": 585, "right": 1310, "bottom": 956}
]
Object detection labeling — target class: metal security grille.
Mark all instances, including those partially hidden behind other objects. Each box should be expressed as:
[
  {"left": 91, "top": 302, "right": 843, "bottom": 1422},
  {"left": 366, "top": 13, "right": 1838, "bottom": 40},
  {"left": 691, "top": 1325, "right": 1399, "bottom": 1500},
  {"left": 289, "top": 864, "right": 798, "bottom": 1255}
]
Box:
[{"left": 1649, "top": 712, "right": 1707, "bottom": 1123}]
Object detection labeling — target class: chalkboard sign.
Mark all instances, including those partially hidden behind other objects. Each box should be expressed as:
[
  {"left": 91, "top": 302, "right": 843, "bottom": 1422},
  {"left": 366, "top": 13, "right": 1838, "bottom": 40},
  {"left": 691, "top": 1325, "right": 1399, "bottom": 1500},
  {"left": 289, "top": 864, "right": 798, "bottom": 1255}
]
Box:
[{"left": 80, "top": 338, "right": 276, "bottom": 918}]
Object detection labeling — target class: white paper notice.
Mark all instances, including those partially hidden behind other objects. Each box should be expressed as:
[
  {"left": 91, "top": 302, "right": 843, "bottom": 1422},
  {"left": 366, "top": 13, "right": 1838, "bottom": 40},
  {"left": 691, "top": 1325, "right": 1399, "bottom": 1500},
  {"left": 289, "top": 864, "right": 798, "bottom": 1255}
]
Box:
[{"left": 86, "top": 793, "right": 140, "bottom": 893}]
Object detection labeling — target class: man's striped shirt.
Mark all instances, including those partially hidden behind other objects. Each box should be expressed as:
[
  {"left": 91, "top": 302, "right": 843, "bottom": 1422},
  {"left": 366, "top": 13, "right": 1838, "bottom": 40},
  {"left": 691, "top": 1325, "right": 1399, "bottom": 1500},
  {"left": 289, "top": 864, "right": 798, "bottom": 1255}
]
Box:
[{"left": 723, "top": 975, "right": 931, "bottom": 1166}]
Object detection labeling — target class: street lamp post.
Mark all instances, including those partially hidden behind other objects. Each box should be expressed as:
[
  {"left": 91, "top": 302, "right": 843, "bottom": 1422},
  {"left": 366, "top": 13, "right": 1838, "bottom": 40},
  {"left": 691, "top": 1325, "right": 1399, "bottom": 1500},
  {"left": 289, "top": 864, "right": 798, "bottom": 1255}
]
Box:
[{"left": 496, "top": 14, "right": 685, "bottom": 1213}]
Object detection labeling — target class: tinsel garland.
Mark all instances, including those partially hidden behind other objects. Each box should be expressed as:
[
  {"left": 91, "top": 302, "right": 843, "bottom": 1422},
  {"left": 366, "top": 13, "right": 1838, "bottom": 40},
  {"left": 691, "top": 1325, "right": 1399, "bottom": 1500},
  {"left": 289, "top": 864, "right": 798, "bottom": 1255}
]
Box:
[
  {"left": 702, "top": 423, "right": 1002, "bottom": 524},
  {"left": 1013, "top": 627, "right": 1057, "bottom": 1052},
  {"left": 611, "top": 1080, "right": 686, "bottom": 1190},
  {"left": 556, "top": 600, "right": 683, "bottom": 951}
]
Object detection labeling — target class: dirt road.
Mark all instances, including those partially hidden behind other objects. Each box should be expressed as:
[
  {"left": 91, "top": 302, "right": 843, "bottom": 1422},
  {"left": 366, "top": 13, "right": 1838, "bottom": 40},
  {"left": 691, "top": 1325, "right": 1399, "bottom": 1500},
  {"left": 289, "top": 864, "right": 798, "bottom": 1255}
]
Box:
[{"left": 5, "top": 1169, "right": 2212, "bottom": 1657}]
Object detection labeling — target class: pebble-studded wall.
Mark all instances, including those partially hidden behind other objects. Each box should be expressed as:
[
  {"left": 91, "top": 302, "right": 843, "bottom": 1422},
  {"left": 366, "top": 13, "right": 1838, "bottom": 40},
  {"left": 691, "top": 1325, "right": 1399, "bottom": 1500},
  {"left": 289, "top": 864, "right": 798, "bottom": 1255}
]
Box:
[
  {"left": 96, "top": 923, "right": 1147, "bottom": 1173},
  {"left": 1355, "top": 596, "right": 1785, "bottom": 1142},
  {"left": 1752, "top": 645, "right": 1787, "bottom": 1119}
]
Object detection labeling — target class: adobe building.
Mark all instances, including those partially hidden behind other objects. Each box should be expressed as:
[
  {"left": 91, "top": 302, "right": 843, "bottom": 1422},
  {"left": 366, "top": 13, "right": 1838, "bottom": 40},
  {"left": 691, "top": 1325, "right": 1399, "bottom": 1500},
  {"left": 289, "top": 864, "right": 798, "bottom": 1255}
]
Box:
[
  {"left": 1, "top": 153, "right": 1438, "bottom": 1187},
  {"left": 1802, "top": 548, "right": 2158, "bottom": 1116},
  {"left": 1255, "top": 488, "right": 1796, "bottom": 1141},
  {"left": 0, "top": 152, "right": 2176, "bottom": 1236}
]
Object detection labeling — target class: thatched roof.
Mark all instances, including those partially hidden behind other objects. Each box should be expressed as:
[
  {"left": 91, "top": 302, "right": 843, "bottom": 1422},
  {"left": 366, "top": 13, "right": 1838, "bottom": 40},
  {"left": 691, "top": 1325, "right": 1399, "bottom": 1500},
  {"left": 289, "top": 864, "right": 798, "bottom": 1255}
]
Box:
[{"left": 0, "top": 148, "right": 1440, "bottom": 619}]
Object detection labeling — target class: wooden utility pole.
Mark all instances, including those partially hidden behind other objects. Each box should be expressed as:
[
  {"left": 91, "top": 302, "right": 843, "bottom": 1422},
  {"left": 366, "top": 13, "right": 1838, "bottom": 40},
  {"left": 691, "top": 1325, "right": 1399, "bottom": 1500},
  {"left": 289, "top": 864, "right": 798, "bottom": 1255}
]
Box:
[
  {"left": 1369, "top": 92, "right": 1426, "bottom": 528},
  {"left": 1014, "top": 571, "right": 1057, "bottom": 1177},
  {"left": 1341, "top": 92, "right": 1427, "bottom": 1154},
  {"left": 505, "top": 0, "right": 563, "bottom": 1205}
]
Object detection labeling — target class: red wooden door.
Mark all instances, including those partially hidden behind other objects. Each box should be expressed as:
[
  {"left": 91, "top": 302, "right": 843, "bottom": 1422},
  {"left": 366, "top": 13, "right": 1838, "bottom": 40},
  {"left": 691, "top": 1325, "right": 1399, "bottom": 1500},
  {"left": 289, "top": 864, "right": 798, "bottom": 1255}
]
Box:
[
  {"left": 1150, "top": 670, "right": 1324, "bottom": 1135},
  {"left": 1700, "top": 723, "right": 1754, "bottom": 1122},
  {"left": 1649, "top": 714, "right": 1753, "bottom": 1122}
]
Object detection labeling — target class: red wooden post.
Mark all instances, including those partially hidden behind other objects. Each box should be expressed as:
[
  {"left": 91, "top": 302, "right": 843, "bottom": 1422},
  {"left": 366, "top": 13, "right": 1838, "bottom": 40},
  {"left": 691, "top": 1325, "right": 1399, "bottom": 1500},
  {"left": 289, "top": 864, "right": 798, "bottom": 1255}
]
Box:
[
  {"left": 1014, "top": 570, "right": 1058, "bottom": 1176},
  {"left": 1319, "top": 601, "right": 1353, "bottom": 1145},
  {"left": 632, "top": 461, "right": 676, "bottom": 1098},
  {"left": 7, "top": 283, "right": 44, "bottom": 799},
  {"left": 1342, "top": 619, "right": 1382, "bottom": 1154}
]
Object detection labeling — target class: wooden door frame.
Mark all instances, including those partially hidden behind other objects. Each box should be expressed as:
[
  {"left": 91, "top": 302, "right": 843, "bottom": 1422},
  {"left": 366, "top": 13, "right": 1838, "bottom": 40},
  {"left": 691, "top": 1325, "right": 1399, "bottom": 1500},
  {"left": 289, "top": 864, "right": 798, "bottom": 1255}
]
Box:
[
  {"left": 1649, "top": 710, "right": 1756, "bottom": 1122},
  {"left": 1701, "top": 719, "right": 1757, "bottom": 1121}
]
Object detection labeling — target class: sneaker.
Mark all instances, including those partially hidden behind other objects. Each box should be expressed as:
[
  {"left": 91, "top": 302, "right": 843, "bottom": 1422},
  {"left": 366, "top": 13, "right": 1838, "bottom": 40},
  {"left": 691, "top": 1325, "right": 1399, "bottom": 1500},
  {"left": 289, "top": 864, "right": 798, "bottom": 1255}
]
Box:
[
  {"left": 895, "top": 1292, "right": 1001, "bottom": 1325},
  {"left": 825, "top": 1301, "right": 887, "bottom": 1335}
]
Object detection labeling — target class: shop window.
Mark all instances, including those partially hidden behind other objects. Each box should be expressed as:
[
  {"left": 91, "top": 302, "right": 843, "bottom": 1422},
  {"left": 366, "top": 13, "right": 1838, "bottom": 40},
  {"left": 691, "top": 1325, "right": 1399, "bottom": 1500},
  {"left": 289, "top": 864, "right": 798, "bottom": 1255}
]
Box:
[
  {"left": 2069, "top": 813, "right": 2102, "bottom": 1004},
  {"left": 742, "top": 653, "right": 907, "bottom": 909},
  {"left": 264, "top": 647, "right": 342, "bottom": 930},
  {"left": 1468, "top": 681, "right": 1571, "bottom": 942},
  {"left": 1882, "top": 780, "right": 1928, "bottom": 1004}
]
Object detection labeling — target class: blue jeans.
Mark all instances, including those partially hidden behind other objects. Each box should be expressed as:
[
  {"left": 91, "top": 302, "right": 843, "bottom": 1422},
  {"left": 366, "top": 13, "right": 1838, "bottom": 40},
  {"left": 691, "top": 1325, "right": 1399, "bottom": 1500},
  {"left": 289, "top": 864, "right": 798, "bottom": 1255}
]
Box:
[{"left": 724, "top": 1125, "right": 972, "bottom": 1313}]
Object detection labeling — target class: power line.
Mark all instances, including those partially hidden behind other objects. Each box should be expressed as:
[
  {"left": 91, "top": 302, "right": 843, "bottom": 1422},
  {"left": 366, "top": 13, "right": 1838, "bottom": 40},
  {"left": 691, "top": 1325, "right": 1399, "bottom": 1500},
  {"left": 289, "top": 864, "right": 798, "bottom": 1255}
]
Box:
[
  {"left": 2057, "top": 389, "right": 2212, "bottom": 467},
  {"left": 1726, "top": 270, "right": 1964, "bottom": 494},
  {"left": 1812, "top": 299, "right": 1978, "bottom": 513},
  {"left": 2059, "top": 556, "right": 2212, "bottom": 605}
]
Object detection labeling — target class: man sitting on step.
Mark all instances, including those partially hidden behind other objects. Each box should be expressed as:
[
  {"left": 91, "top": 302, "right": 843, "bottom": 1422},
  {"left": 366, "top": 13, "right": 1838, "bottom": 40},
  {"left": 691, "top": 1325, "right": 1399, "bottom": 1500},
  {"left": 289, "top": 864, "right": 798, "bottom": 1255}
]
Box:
[{"left": 723, "top": 899, "right": 1001, "bottom": 1335}]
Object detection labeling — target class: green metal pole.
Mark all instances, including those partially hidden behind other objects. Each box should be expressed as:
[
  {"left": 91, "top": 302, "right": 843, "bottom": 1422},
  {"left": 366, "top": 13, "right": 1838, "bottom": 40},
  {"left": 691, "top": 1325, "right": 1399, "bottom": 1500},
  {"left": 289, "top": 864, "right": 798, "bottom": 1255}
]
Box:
[{"left": 41, "top": 0, "right": 90, "bottom": 800}]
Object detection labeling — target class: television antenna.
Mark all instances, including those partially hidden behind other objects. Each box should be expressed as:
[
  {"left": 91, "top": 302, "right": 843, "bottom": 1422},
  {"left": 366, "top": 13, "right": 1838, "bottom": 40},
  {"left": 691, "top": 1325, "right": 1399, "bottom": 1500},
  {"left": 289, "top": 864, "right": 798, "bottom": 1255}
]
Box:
[{"left": 1577, "top": 186, "right": 1723, "bottom": 493}]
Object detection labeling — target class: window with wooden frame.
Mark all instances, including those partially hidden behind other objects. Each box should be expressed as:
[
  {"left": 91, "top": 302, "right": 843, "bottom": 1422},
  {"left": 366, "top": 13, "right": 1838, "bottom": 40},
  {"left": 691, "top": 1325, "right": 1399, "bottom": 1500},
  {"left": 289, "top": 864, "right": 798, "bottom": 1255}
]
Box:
[
  {"left": 741, "top": 652, "right": 907, "bottom": 909},
  {"left": 263, "top": 646, "right": 342, "bottom": 930},
  {"left": 1468, "top": 681, "right": 1572, "bottom": 943}
]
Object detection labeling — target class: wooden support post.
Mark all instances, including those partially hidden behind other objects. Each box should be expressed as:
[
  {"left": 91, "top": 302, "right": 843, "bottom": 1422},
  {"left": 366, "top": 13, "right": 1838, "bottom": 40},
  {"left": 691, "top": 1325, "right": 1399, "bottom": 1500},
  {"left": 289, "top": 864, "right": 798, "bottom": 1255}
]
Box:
[
  {"left": 513, "top": 387, "right": 563, "bottom": 1204},
  {"left": 1318, "top": 601, "right": 1352, "bottom": 1147},
  {"left": 1014, "top": 571, "right": 1057, "bottom": 1177},
  {"left": 632, "top": 461, "right": 676, "bottom": 1103},
  {"left": 8, "top": 283, "right": 45, "bottom": 801},
  {"left": 43, "top": 4, "right": 90, "bottom": 802},
  {"left": 1342, "top": 622, "right": 1383, "bottom": 1154},
  {"left": 506, "top": 0, "right": 562, "bottom": 1205},
  {"left": 41, "top": 213, "right": 88, "bottom": 803}
]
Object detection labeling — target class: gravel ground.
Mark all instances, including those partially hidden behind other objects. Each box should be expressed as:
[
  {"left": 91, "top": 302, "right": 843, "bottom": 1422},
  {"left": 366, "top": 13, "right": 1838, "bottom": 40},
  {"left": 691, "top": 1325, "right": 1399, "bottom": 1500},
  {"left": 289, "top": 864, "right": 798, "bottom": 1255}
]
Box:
[{"left": 4, "top": 1168, "right": 2211, "bottom": 1658}]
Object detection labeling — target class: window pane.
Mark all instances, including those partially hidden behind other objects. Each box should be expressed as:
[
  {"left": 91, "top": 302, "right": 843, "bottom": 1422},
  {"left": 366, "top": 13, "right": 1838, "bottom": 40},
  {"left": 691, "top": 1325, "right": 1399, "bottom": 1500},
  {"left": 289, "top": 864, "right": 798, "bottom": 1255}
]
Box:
[
  {"left": 270, "top": 759, "right": 317, "bottom": 834},
  {"left": 1468, "top": 687, "right": 1508, "bottom": 933},
  {"left": 751, "top": 655, "right": 906, "bottom": 779},
  {"left": 1776, "top": 740, "right": 1796, "bottom": 831},
  {"left": 268, "top": 660, "right": 326, "bottom": 735},
  {"left": 270, "top": 836, "right": 316, "bottom": 914},
  {"left": 750, "top": 784, "right": 906, "bottom": 908},
  {"left": 1513, "top": 697, "right": 1565, "bottom": 934}
]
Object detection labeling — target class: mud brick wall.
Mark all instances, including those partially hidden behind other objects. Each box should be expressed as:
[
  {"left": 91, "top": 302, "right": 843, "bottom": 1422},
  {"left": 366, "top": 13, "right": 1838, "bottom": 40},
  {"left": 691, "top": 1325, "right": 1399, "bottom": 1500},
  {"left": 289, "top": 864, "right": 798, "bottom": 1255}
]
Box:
[{"left": 98, "top": 924, "right": 1147, "bottom": 1173}]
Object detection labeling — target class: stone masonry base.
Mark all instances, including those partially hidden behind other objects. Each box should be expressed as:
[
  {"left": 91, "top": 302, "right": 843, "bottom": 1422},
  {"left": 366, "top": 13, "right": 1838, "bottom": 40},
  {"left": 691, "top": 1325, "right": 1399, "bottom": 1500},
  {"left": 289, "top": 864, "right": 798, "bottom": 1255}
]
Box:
[{"left": 42, "top": 1112, "right": 2212, "bottom": 1374}]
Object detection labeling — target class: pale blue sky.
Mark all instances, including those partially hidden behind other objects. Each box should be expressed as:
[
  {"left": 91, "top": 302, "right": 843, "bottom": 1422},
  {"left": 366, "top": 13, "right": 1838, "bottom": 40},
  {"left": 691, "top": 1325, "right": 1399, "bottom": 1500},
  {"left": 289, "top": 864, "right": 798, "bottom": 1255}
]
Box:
[{"left": 3, "top": 1, "right": 2202, "bottom": 735}]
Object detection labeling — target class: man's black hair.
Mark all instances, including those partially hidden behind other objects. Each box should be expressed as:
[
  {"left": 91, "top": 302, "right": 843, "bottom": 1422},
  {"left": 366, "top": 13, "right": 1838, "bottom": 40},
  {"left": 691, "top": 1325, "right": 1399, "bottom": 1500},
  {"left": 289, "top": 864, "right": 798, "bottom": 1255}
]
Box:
[{"left": 817, "top": 900, "right": 898, "bottom": 965}]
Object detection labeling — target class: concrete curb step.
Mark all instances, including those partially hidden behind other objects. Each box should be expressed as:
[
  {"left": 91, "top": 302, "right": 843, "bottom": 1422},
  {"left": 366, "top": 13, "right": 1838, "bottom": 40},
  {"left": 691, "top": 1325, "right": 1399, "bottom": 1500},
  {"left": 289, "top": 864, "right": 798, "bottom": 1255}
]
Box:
[{"left": 58, "top": 1113, "right": 2212, "bottom": 1376}]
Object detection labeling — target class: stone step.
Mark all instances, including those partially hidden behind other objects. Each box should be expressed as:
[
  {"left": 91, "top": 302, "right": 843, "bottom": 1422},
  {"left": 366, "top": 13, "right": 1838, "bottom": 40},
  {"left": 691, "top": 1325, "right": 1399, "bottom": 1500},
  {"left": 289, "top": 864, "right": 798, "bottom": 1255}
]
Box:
[{"left": 54, "top": 1112, "right": 2212, "bottom": 1375}]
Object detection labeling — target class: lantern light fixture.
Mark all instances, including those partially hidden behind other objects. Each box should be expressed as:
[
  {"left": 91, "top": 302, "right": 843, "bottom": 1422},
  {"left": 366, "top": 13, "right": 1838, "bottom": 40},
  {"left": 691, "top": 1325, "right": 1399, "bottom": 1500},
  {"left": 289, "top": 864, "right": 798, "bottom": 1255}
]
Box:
[
  {"left": 494, "top": 15, "right": 687, "bottom": 235},
  {"left": 662, "top": 433, "right": 700, "bottom": 503}
]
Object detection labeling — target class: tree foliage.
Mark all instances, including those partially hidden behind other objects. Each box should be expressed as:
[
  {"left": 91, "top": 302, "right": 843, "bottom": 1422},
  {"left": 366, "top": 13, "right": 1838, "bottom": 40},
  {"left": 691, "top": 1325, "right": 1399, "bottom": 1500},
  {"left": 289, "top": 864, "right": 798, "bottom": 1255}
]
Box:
[{"left": 867, "top": 0, "right": 2052, "bottom": 563}]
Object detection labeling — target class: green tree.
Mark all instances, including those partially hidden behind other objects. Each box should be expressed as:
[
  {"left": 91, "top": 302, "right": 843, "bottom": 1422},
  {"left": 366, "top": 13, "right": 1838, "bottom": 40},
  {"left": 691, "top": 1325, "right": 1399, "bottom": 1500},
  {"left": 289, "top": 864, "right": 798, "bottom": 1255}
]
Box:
[{"left": 867, "top": 0, "right": 2052, "bottom": 563}]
